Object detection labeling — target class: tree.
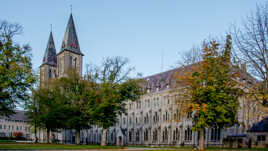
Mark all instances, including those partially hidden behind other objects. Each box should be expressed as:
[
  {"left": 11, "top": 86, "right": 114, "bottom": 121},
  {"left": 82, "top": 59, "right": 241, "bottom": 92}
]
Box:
[
  {"left": 0, "top": 20, "right": 35, "bottom": 116},
  {"left": 231, "top": 2, "right": 268, "bottom": 106},
  {"left": 177, "top": 45, "right": 202, "bottom": 66},
  {"left": 175, "top": 36, "right": 241, "bottom": 150},
  {"left": 27, "top": 70, "right": 95, "bottom": 144},
  {"left": 87, "top": 57, "right": 144, "bottom": 146},
  {"left": 53, "top": 70, "right": 96, "bottom": 145},
  {"left": 29, "top": 86, "right": 68, "bottom": 143},
  {"left": 13, "top": 132, "right": 23, "bottom": 138}
]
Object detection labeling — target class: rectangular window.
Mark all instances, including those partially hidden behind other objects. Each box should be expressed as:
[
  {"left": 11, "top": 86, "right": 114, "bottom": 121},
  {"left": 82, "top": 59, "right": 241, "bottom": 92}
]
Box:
[{"left": 0, "top": 125, "right": 2, "bottom": 129}]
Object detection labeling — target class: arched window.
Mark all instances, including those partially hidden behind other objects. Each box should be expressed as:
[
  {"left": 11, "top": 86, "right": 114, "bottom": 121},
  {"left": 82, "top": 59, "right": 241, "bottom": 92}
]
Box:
[
  {"left": 163, "top": 127, "right": 168, "bottom": 142},
  {"left": 129, "top": 131, "right": 132, "bottom": 142},
  {"left": 111, "top": 131, "right": 115, "bottom": 142},
  {"left": 153, "top": 129, "right": 158, "bottom": 142},
  {"left": 74, "top": 57, "right": 77, "bottom": 69},
  {"left": 210, "top": 127, "right": 221, "bottom": 141},
  {"left": 185, "top": 126, "right": 192, "bottom": 141},
  {"left": 144, "top": 129, "right": 148, "bottom": 141},
  {"left": 173, "top": 130, "right": 176, "bottom": 141},
  {"left": 136, "top": 131, "right": 139, "bottom": 142},
  {"left": 48, "top": 68, "right": 52, "bottom": 78},
  {"left": 68, "top": 55, "right": 72, "bottom": 67},
  {"left": 176, "top": 128, "right": 180, "bottom": 141}
]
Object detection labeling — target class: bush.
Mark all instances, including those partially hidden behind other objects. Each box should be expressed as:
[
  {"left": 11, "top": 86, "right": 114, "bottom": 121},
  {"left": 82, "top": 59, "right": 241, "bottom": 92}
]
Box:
[{"left": 13, "top": 132, "right": 23, "bottom": 138}]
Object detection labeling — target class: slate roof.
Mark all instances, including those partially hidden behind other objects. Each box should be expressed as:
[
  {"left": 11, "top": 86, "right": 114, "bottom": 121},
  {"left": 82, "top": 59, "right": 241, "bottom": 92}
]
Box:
[
  {"left": 248, "top": 117, "right": 268, "bottom": 132},
  {"left": 42, "top": 32, "right": 57, "bottom": 67},
  {"left": 142, "top": 68, "right": 178, "bottom": 93},
  {"left": 141, "top": 63, "right": 256, "bottom": 94},
  {"left": 141, "top": 64, "right": 195, "bottom": 93},
  {"left": 4, "top": 110, "right": 28, "bottom": 122},
  {"left": 60, "top": 13, "right": 83, "bottom": 55}
]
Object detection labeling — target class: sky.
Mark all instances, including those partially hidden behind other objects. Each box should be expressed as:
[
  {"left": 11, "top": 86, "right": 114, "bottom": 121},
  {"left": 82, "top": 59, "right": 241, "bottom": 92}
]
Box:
[{"left": 0, "top": 0, "right": 266, "bottom": 77}]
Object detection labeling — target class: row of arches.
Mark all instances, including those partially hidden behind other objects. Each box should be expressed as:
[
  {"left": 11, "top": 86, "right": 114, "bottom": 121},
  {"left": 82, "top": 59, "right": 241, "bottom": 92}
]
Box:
[
  {"left": 75, "top": 126, "right": 221, "bottom": 145},
  {"left": 128, "top": 127, "right": 181, "bottom": 144},
  {"left": 127, "top": 127, "right": 221, "bottom": 144}
]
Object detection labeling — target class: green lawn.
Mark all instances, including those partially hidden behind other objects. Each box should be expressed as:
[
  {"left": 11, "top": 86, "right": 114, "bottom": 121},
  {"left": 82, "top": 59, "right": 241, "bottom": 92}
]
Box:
[
  {"left": 0, "top": 144, "right": 123, "bottom": 150},
  {"left": 0, "top": 143, "right": 268, "bottom": 151}
]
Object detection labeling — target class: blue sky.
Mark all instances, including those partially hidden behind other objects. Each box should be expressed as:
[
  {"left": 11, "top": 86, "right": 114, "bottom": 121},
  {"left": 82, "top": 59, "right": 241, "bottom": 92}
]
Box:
[{"left": 0, "top": 0, "right": 266, "bottom": 77}]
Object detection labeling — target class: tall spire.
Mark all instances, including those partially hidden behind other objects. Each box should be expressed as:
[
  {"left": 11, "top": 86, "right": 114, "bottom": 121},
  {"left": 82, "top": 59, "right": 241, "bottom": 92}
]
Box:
[
  {"left": 42, "top": 31, "right": 57, "bottom": 66},
  {"left": 61, "top": 13, "right": 82, "bottom": 55}
]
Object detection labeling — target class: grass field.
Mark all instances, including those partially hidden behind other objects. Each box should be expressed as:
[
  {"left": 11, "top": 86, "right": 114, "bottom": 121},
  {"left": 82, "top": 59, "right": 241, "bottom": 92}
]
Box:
[
  {"left": 0, "top": 144, "right": 123, "bottom": 150},
  {"left": 0, "top": 143, "right": 267, "bottom": 150}
]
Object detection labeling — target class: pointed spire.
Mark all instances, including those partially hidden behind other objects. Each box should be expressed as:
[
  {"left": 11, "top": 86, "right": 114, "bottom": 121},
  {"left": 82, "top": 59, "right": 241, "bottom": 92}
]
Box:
[
  {"left": 61, "top": 13, "right": 83, "bottom": 55},
  {"left": 42, "top": 31, "right": 57, "bottom": 66}
]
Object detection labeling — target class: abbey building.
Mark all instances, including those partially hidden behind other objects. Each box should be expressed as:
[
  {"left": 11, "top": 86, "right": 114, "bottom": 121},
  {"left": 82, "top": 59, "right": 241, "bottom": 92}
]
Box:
[{"left": 39, "top": 13, "right": 263, "bottom": 146}]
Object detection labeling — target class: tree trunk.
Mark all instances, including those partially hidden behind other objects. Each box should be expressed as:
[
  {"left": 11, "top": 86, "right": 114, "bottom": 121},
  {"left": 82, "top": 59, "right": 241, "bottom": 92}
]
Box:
[
  {"left": 198, "top": 128, "right": 205, "bottom": 150},
  {"left": 46, "top": 129, "right": 50, "bottom": 144},
  {"left": 34, "top": 124, "right": 38, "bottom": 143},
  {"left": 75, "top": 129, "right": 81, "bottom": 145},
  {"left": 101, "top": 128, "right": 107, "bottom": 146}
]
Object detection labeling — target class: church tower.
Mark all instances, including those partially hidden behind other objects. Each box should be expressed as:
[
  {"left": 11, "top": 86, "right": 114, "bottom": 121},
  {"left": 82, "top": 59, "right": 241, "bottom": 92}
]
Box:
[
  {"left": 40, "top": 31, "right": 57, "bottom": 87},
  {"left": 57, "top": 13, "right": 83, "bottom": 77}
]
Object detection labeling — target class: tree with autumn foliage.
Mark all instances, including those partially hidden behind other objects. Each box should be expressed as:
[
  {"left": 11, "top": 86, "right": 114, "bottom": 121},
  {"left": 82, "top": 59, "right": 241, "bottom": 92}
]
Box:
[{"left": 176, "top": 35, "right": 241, "bottom": 150}]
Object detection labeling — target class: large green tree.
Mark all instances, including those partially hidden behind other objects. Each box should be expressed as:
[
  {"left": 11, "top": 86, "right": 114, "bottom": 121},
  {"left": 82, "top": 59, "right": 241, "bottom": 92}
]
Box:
[
  {"left": 87, "top": 57, "right": 144, "bottom": 146},
  {"left": 28, "top": 70, "right": 96, "bottom": 144},
  {"left": 176, "top": 36, "right": 241, "bottom": 150},
  {"left": 54, "top": 70, "right": 96, "bottom": 145},
  {"left": 0, "top": 21, "right": 35, "bottom": 116},
  {"left": 28, "top": 87, "right": 68, "bottom": 143}
]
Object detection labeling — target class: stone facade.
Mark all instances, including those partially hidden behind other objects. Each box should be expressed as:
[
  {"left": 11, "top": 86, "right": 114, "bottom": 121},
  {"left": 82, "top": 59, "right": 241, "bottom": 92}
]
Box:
[
  {"left": 0, "top": 110, "right": 32, "bottom": 139},
  {"left": 79, "top": 68, "right": 263, "bottom": 146},
  {"left": 57, "top": 50, "right": 83, "bottom": 78}
]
